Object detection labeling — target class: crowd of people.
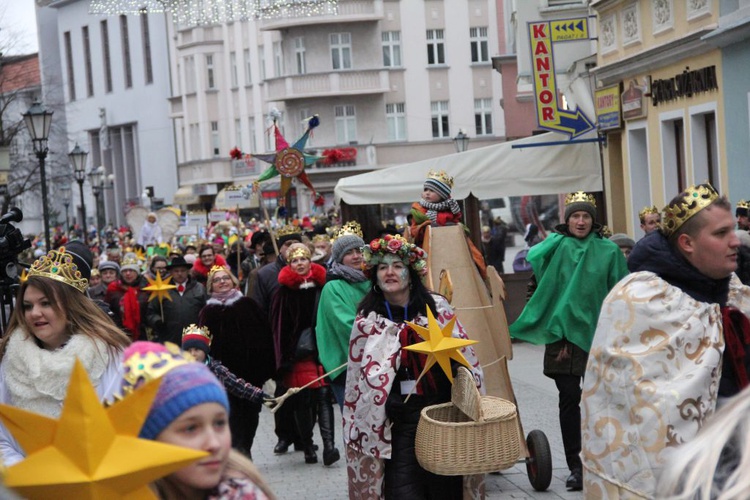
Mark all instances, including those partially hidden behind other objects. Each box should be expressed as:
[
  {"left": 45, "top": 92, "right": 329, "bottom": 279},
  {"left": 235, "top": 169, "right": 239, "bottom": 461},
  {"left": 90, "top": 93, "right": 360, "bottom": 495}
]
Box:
[{"left": 1, "top": 171, "right": 750, "bottom": 499}]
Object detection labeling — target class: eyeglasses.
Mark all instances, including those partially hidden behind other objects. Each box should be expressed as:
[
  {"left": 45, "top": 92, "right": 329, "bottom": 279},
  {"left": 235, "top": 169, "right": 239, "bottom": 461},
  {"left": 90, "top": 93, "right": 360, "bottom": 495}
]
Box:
[
  {"left": 213, "top": 276, "right": 232, "bottom": 283},
  {"left": 154, "top": 267, "right": 167, "bottom": 272}
]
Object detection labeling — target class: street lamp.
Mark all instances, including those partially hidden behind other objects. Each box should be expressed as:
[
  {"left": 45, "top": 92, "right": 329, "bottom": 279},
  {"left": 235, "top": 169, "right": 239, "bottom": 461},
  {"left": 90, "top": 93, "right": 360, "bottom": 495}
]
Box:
[
  {"left": 22, "top": 100, "right": 54, "bottom": 250},
  {"left": 453, "top": 129, "right": 470, "bottom": 153},
  {"left": 89, "top": 165, "right": 104, "bottom": 236},
  {"left": 69, "top": 143, "right": 89, "bottom": 243},
  {"left": 60, "top": 183, "right": 72, "bottom": 234}
]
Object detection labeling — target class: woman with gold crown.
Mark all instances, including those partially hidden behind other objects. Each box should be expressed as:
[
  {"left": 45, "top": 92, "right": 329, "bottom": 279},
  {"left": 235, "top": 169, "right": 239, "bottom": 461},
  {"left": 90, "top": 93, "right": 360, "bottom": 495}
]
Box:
[
  {"left": 0, "top": 247, "right": 130, "bottom": 466},
  {"left": 198, "top": 265, "right": 275, "bottom": 459}
]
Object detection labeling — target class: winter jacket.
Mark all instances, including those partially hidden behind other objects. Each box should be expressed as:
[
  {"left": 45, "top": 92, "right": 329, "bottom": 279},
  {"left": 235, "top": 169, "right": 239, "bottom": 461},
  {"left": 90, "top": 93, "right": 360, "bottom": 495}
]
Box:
[{"left": 145, "top": 278, "right": 207, "bottom": 345}]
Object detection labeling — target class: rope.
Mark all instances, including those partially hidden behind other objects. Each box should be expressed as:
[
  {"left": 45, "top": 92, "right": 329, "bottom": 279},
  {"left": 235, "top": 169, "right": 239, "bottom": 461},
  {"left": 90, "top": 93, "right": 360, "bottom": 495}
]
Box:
[{"left": 265, "top": 362, "right": 347, "bottom": 413}]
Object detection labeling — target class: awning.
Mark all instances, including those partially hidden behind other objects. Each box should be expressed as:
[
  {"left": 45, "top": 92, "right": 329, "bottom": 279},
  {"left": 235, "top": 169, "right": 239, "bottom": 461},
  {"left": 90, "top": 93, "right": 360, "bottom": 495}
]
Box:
[
  {"left": 334, "top": 132, "right": 602, "bottom": 204},
  {"left": 172, "top": 186, "right": 201, "bottom": 205}
]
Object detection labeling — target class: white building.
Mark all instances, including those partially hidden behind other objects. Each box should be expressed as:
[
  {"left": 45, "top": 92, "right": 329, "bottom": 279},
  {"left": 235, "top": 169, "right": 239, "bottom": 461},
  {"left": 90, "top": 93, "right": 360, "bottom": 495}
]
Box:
[
  {"left": 38, "top": 0, "right": 177, "bottom": 227},
  {"left": 167, "top": 0, "right": 506, "bottom": 215}
]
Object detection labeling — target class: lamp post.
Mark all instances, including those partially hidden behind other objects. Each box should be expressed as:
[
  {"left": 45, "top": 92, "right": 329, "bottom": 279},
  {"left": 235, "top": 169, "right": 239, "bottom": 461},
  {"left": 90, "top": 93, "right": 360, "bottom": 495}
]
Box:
[
  {"left": 453, "top": 129, "right": 470, "bottom": 153},
  {"left": 60, "top": 183, "right": 72, "bottom": 235},
  {"left": 89, "top": 166, "right": 104, "bottom": 236},
  {"left": 22, "top": 100, "right": 54, "bottom": 250},
  {"left": 69, "top": 143, "right": 89, "bottom": 243}
]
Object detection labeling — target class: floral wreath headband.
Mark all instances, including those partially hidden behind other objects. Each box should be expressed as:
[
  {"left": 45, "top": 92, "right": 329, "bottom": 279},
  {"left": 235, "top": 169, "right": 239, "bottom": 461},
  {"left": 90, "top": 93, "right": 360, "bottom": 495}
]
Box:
[{"left": 362, "top": 234, "right": 427, "bottom": 274}]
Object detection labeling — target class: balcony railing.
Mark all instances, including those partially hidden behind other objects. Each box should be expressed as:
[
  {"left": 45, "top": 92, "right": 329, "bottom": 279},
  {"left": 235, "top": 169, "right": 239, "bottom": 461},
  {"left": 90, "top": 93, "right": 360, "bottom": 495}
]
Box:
[
  {"left": 259, "top": 0, "right": 382, "bottom": 31},
  {"left": 265, "top": 69, "right": 390, "bottom": 101}
]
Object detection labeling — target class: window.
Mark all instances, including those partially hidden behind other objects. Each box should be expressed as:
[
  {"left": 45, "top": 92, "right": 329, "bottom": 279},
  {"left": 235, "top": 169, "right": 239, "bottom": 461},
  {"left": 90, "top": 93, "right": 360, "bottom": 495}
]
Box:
[
  {"left": 470, "top": 27, "right": 489, "bottom": 63},
  {"left": 211, "top": 121, "right": 220, "bottom": 157},
  {"left": 189, "top": 123, "right": 200, "bottom": 160},
  {"left": 249, "top": 116, "right": 257, "bottom": 152},
  {"left": 184, "top": 55, "right": 196, "bottom": 93},
  {"left": 334, "top": 105, "right": 357, "bottom": 144},
  {"left": 273, "top": 41, "right": 283, "bottom": 77},
  {"left": 244, "top": 49, "right": 251, "bottom": 84},
  {"left": 386, "top": 103, "right": 406, "bottom": 141},
  {"left": 234, "top": 118, "right": 242, "bottom": 149},
  {"left": 382, "top": 31, "right": 401, "bottom": 67},
  {"left": 258, "top": 45, "right": 266, "bottom": 80},
  {"left": 230, "top": 52, "right": 238, "bottom": 87},
  {"left": 330, "top": 33, "right": 352, "bottom": 70},
  {"left": 63, "top": 31, "right": 76, "bottom": 100},
  {"left": 294, "top": 37, "right": 306, "bottom": 75},
  {"left": 101, "top": 20, "right": 113, "bottom": 92},
  {"left": 141, "top": 12, "right": 153, "bottom": 84},
  {"left": 431, "top": 101, "right": 449, "bottom": 138},
  {"left": 82, "top": 26, "right": 94, "bottom": 97},
  {"left": 426, "top": 29, "right": 445, "bottom": 65},
  {"left": 474, "top": 98, "right": 493, "bottom": 135},
  {"left": 120, "top": 15, "right": 132, "bottom": 88},
  {"left": 206, "top": 54, "right": 215, "bottom": 89}
]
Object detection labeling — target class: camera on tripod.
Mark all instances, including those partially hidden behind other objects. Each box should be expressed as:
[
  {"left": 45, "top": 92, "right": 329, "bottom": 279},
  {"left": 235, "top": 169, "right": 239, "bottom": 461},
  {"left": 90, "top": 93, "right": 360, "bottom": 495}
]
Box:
[{"left": 0, "top": 207, "right": 31, "bottom": 284}]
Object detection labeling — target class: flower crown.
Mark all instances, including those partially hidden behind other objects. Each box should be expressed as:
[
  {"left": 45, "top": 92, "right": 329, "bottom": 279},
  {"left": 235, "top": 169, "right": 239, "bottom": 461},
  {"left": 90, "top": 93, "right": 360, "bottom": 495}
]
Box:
[
  {"left": 565, "top": 191, "right": 596, "bottom": 207},
  {"left": 638, "top": 205, "right": 660, "bottom": 220},
  {"left": 661, "top": 183, "right": 720, "bottom": 238},
  {"left": 208, "top": 265, "right": 230, "bottom": 281},
  {"left": 182, "top": 323, "right": 212, "bottom": 346},
  {"left": 22, "top": 246, "right": 88, "bottom": 294},
  {"left": 334, "top": 221, "right": 363, "bottom": 240},
  {"left": 427, "top": 169, "right": 454, "bottom": 189},
  {"left": 362, "top": 234, "right": 427, "bottom": 273}
]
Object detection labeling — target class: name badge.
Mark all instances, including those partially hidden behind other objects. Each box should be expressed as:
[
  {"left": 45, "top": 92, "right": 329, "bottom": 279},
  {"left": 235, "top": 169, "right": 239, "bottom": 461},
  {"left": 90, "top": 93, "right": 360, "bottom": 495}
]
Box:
[{"left": 400, "top": 380, "right": 416, "bottom": 395}]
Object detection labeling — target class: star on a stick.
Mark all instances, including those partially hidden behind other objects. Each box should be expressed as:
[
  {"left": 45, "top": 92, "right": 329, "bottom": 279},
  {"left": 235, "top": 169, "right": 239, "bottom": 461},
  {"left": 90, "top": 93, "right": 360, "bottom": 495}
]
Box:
[
  {"left": 0, "top": 360, "right": 208, "bottom": 499},
  {"left": 143, "top": 272, "right": 176, "bottom": 303},
  {"left": 404, "top": 308, "right": 478, "bottom": 383}
]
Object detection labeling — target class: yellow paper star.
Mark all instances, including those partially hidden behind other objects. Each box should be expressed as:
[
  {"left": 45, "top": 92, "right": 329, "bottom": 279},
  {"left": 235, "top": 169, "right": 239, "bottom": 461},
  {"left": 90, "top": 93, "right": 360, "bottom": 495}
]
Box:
[
  {"left": 143, "top": 272, "right": 176, "bottom": 303},
  {"left": 404, "top": 308, "right": 478, "bottom": 383},
  {"left": 0, "top": 360, "right": 208, "bottom": 499},
  {"left": 134, "top": 248, "right": 146, "bottom": 262}
]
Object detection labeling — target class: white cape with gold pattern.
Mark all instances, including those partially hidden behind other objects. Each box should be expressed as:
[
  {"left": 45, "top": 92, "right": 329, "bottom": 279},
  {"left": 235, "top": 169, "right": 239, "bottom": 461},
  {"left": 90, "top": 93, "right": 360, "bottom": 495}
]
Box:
[{"left": 581, "top": 272, "right": 750, "bottom": 499}]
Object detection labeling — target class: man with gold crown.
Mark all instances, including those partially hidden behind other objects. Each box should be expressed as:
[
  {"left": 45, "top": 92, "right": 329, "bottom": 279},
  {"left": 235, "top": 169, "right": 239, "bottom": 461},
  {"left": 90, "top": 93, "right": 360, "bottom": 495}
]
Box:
[
  {"left": 581, "top": 183, "right": 750, "bottom": 498},
  {"left": 638, "top": 205, "right": 661, "bottom": 235},
  {"left": 510, "top": 191, "right": 628, "bottom": 491}
]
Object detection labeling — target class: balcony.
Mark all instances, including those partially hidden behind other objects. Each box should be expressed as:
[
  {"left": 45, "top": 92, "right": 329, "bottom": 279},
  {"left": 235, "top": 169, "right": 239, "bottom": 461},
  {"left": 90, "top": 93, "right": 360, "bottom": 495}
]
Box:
[
  {"left": 168, "top": 96, "right": 184, "bottom": 118},
  {"left": 264, "top": 69, "right": 390, "bottom": 101},
  {"left": 259, "top": 0, "right": 383, "bottom": 31}
]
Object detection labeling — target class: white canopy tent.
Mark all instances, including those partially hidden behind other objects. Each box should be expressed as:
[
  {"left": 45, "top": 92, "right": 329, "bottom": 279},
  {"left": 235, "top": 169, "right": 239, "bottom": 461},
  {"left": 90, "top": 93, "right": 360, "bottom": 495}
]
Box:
[{"left": 334, "top": 132, "right": 602, "bottom": 204}]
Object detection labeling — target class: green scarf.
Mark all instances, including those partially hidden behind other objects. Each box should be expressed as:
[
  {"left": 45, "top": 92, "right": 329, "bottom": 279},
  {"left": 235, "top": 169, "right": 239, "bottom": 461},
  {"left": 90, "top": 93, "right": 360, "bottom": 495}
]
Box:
[{"left": 509, "top": 232, "right": 628, "bottom": 352}]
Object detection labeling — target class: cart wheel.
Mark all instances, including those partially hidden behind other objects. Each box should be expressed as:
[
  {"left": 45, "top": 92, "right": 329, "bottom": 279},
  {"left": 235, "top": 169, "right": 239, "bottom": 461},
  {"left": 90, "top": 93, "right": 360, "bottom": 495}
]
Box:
[{"left": 525, "top": 429, "right": 552, "bottom": 491}]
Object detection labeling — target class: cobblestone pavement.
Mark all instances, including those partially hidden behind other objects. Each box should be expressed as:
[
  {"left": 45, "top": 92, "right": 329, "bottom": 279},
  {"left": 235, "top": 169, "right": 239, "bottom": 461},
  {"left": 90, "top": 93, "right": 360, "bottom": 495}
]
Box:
[{"left": 252, "top": 342, "right": 583, "bottom": 499}]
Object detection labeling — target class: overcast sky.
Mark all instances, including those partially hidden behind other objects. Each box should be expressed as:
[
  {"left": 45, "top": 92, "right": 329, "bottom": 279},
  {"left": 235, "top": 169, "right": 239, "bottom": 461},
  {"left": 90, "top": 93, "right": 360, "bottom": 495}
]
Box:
[{"left": 1, "top": 0, "right": 39, "bottom": 56}]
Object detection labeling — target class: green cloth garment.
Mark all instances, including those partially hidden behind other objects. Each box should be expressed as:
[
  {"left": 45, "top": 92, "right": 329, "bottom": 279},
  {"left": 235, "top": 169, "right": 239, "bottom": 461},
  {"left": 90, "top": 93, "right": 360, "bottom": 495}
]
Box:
[
  {"left": 509, "top": 232, "right": 628, "bottom": 352},
  {"left": 315, "top": 279, "right": 371, "bottom": 378}
]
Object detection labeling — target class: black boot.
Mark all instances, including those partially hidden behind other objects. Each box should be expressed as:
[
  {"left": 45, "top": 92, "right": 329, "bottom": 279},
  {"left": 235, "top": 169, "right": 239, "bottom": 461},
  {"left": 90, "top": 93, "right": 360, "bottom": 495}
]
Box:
[
  {"left": 316, "top": 386, "right": 341, "bottom": 466},
  {"left": 292, "top": 392, "right": 317, "bottom": 464}
]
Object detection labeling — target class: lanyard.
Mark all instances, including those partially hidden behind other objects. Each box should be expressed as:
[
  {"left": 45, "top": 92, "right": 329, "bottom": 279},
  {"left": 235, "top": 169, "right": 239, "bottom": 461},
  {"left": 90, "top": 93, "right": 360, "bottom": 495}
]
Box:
[{"left": 384, "top": 301, "right": 407, "bottom": 322}]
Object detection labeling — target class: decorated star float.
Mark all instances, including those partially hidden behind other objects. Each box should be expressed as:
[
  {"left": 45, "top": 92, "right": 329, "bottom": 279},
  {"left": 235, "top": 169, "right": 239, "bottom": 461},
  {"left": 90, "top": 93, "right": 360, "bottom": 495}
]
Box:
[
  {"left": 404, "top": 308, "right": 478, "bottom": 383},
  {"left": 0, "top": 360, "right": 207, "bottom": 499}
]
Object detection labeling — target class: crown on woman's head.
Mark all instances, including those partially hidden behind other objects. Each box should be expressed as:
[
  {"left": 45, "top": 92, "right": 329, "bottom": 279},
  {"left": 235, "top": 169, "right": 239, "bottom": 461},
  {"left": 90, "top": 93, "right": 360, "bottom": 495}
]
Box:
[
  {"left": 182, "top": 324, "right": 212, "bottom": 346},
  {"left": 22, "top": 246, "right": 88, "bottom": 294},
  {"left": 362, "top": 234, "right": 427, "bottom": 274},
  {"left": 427, "top": 169, "right": 454, "bottom": 189},
  {"left": 287, "top": 244, "right": 311, "bottom": 261},
  {"left": 661, "top": 183, "right": 720, "bottom": 238},
  {"left": 639, "top": 205, "right": 660, "bottom": 219},
  {"left": 565, "top": 191, "right": 596, "bottom": 207},
  {"left": 311, "top": 234, "right": 330, "bottom": 244},
  {"left": 334, "top": 221, "right": 363, "bottom": 240},
  {"left": 276, "top": 225, "right": 302, "bottom": 238},
  {"left": 119, "top": 343, "right": 191, "bottom": 398},
  {"left": 208, "top": 265, "right": 230, "bottom": 280}
]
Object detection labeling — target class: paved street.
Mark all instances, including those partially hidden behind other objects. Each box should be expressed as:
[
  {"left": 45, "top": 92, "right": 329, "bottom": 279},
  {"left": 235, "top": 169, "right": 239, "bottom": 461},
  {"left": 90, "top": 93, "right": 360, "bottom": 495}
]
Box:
[{"left": 252, "top": 341, "right": 582, "bottom": 499}]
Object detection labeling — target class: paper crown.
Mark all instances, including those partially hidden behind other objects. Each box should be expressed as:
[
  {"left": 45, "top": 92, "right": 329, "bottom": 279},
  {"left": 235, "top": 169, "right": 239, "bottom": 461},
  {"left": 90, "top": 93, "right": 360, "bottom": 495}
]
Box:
[
  {"left": 276, "top": 225, "right": 303, "bottom": 238},
  {"left": 737, "top": 200, "right": 750, "bottom": 210},
  {"left": 565, "top": 191, "right": 596, "bottom": 207},
  {"left": 182, "top": 324, "right": 212, "bottom": 347},
  {"left": 427, "top": 169, "right": 454, "bottom": 189},
  {"left": 311, "top": 234, "right": 330, "bottom": 244},
  {"left": 22, "top": 246, "right": 88, "bottom": 294},
  {"left": 120, "top": 342, "right": 192, "bottom": 398},
  {"left": 208, "top": 265, "right": 230, "bottom": 281},
  {"left": 662, "top": 183, "right": 720, "bottom": 237},
  {"left": 362, "top": 234, "right": 427, "bottom": 274},
  {"left": 639, "top": 205, "right": 660, "bottom": 220},
  {"left": 287, "top": 243, "right": 311, "bottom": 261},
  {"left": 334, "top": 221, "right": 364, "bottom": 240}
]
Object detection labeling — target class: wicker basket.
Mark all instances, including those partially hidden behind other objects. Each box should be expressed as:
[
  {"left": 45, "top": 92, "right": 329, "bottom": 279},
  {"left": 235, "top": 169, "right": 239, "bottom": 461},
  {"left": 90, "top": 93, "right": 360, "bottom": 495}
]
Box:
[{"left": 414, "top": 368, "right": 521, "bottom": 476}]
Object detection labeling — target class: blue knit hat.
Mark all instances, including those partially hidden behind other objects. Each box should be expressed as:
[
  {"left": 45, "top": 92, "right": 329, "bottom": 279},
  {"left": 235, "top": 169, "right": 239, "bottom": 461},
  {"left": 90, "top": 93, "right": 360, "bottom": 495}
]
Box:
[{"left": 119, "top": 341, "right": 229, "bottom": 440}]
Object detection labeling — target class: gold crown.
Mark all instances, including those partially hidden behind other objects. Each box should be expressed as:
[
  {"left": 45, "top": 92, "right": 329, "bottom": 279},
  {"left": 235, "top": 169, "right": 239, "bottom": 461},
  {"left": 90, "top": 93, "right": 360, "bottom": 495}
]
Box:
[
  {"left": 639, "top": 205, "right": 660, "bottom": 220},
  {"left": 661, "top": 183, "right": 719, "bottom": 237},
  {"left": 287, "top": 244, "right": 311, "bottom": 261},
  {"left": 208, "top": 265, "right": 230, "bottom": 281},
  {"left": 119, "top": 343, "right": 191, "bottom": 398},
  {"left": 334, "top": 221, "right": 363, "bottom": 240},
  {"left": 427, "top": 169, "right": 454, "bottom": 189},
  {"left": 565, "top": 191, "right": 596, "bottom": 207},
  {"left": 121, "top": 254, "right": 141, "bottom": 267},
  {"left": 276, "top": 225, "right": 302, "bottom": 238},
  {"left": 182, "top": 323, "right": 212, "bottom": 346},
  {"left": 311, "top": 234, "right": 330, "bottom": 244},
  {"left": 22, "top": 246, "right": 88, "bottom": 293},
  {"left": 737, "top": 200, "right": 750, "bottom": 210}
]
